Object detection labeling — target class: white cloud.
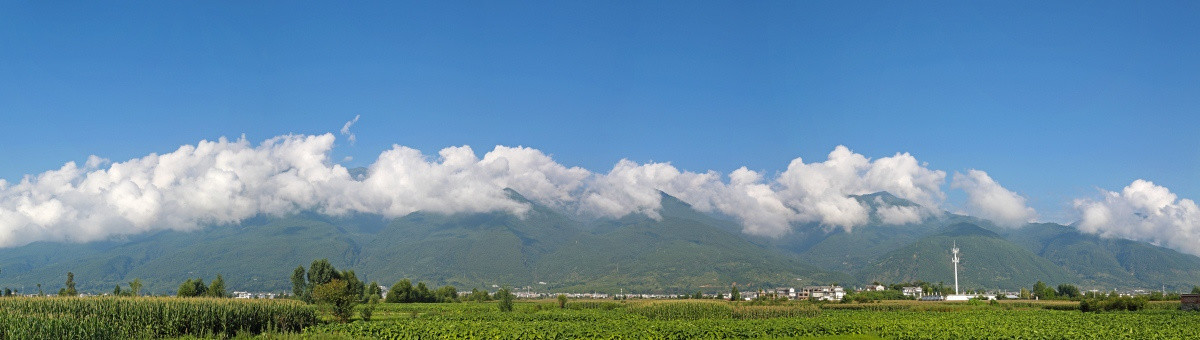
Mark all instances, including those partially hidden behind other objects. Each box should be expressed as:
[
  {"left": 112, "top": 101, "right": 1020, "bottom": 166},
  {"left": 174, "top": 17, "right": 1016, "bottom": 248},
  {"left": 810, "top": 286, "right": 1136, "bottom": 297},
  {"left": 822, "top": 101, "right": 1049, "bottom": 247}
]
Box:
[
  {"left": 1074, "top": 179, "right": 1200, "bottom": 256},
  {"left": 951, "top": 170, "right": 1037, "bottom": 228},
  {"left": 769, "top": 146, "right": 946, "bottom": 232},
  {"left": 0, "top": 133, "right": 1047, "bottom": 247},
  {"left": 875, "top": 202, "right": 925, "bottom": 225},
  {"left": 340, "top": 115, "right": 361, "bottom": 145}
]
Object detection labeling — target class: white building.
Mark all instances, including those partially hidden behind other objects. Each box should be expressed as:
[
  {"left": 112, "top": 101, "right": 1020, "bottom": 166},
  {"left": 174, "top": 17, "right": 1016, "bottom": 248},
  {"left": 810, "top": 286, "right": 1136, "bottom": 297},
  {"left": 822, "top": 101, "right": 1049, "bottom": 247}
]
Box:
[
  {"left": 902, "top": 286, "right": 923, "bottom": 297},
  {"left": 799, "top": 285, "right": 845, "bottom": 301}
]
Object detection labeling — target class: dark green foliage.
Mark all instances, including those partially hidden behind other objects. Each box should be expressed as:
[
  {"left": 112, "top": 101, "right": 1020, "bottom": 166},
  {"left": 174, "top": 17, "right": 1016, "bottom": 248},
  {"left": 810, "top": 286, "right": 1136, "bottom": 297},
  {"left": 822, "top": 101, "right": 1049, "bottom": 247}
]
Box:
[
  {"left": 1056, "top": 284, "right": 1080, "bottom": 300},
  {"left": 730, "top": 286, "right": 740, "bottom": 301},
  {"left": 435, "top": 285, "right": 458, "bottom": 302},
  {"left": 177, "top": 278, "right": 208, "bottom": 297},
  {"left": 359, "top": 296, "right": 377, "bottom": 321},
  {"left": 496, "top": 287, "right": 513, "bottom": 312},
  {"left": 366, "top": 281, "right": 382, "bottom": 301},
  {"left": 1192, "top": 286, "right": 1200, "bottom": 294},
  {"left": 291, "top": 266, "right": 307, "bottom": 301},
  {"left": 59, "top": 272, "right": 77, "bottom": 296},
  {"left": 385, "top": 279, "right": 457, "bottom": 303},
  {"left": 312, "top": 279, "right": 356, "bottom": 322},
  {"left": 1080, "top": 295, "right": 1148, "bottom": 312},
  {"left": 113, "top": 285, "right": 121, "bottom": 296},
  {"left": 557, "top": 294, "right": 568, "bottom": 308},
  {"left": 385, "top": 279, "right": 412, "bottom": 303},
  {"left": 128, "top": 279, "right": 141, "bottom": 297},
  {"left": 208, "top": 274, "right": 227, "bottom": 298},
  {"left": 307, "top": 259, "right": 337, "bottom": 287},
  {"left": 467, "top": 288, "right": 491, "bottom": 302}
]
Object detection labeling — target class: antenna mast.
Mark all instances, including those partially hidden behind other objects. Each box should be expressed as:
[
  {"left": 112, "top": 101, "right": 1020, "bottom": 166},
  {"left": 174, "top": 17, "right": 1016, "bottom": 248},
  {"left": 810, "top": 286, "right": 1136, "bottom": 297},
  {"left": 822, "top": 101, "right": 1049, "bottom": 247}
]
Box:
[{"left": 952, "top": 241, "right": 960, "bottom": 295}]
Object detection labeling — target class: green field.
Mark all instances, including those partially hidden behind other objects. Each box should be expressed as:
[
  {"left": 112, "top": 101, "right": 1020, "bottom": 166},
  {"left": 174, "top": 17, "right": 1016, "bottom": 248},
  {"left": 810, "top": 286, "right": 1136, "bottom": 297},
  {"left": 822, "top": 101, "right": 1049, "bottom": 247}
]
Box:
[
  {"left": 302, "top": 299, "right": 1199, "bottom": 339},
  {"left": 3, "top": 297, "right": 1198, "bottom": 339}
]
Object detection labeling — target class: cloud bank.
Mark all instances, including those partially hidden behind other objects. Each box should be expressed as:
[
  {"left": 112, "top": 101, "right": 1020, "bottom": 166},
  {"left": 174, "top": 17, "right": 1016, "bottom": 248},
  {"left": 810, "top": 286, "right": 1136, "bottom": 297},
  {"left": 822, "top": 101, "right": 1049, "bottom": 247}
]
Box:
[
  {"left": 10, "top": 131, "right": 1196, "bottom": 258},
  {"left": 952, "top": 170, "right": 1037, "bottom": 228},
  {"left": 1074, "top": 180, "right": 1200, "bottom": 256}
]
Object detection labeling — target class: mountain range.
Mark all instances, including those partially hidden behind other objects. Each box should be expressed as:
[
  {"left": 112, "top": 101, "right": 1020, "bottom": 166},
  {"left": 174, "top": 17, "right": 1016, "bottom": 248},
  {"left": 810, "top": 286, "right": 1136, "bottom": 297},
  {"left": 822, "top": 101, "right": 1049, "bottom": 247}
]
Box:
[{"left": 0, "top": 190, "right": 1197, "bottom": 295}]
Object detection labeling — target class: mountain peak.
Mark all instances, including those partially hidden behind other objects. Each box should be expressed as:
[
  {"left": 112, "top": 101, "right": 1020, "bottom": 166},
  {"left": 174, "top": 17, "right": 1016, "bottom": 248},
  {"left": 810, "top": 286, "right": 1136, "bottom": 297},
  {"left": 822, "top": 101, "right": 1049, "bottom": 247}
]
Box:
[
  {"left": 852, "top": 191, "right": 919, "bottom": 208},
  {"left": 502, "top": 188, "right": 532, "bottom": 204},
  {"left": 937, "top": 223, "right": 1000, "bottom": 238}
]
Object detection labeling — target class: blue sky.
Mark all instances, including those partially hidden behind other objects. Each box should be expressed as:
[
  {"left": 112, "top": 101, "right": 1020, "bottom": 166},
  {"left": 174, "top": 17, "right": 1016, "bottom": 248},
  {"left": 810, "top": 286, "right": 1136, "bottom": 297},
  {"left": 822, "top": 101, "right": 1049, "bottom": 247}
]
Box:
[{"left": 2, "top": 1, "right": 1198, "bottom": 223}]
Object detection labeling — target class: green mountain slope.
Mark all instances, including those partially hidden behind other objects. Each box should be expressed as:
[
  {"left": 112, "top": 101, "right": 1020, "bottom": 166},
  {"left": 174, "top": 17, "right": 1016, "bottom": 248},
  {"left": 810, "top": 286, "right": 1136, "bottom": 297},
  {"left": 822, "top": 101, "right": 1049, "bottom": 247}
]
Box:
[
  {"left": 0, "top": 190, "right": 1197, "bottom": 294},
  {"left": 1003, "top": 223, "right": 1200, "bottom": 289},
  {"left": 857, "top": 223, "right": 1075, "bottom": 290}
]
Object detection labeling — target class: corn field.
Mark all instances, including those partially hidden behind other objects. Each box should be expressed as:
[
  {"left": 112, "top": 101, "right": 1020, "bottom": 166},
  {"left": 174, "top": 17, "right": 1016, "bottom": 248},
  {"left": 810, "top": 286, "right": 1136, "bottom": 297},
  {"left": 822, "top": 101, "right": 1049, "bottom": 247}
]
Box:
[{"left": 0, "top": 296, "right": 317, "bottom": 339}]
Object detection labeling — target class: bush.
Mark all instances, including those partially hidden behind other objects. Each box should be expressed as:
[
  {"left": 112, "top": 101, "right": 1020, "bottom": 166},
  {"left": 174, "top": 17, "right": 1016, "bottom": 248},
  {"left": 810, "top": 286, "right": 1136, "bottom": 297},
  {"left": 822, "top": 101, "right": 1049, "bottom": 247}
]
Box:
[{"left": 1081, "top": 296, "right": 1148, "bottom": 312}]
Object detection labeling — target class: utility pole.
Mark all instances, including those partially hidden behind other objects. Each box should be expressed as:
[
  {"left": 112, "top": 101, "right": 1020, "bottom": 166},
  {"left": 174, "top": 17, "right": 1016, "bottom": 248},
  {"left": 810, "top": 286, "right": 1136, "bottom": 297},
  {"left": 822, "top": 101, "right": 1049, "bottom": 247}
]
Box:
[{"left": 952, "top": 241, "right": 960, "bottom": 295}]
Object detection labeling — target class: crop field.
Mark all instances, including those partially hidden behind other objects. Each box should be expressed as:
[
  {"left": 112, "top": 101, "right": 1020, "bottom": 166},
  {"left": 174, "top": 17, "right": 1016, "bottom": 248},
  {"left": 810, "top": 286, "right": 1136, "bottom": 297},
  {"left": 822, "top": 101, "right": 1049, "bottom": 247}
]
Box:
[
  {"left": 0, "top": 297, "right": 317, "bottom": 339},
  {"left": 3, "top": 297, "right": 1198, "bottom": 339},
  {"left": 302, "top": 299, "right": 1200, "bottom": 339}
]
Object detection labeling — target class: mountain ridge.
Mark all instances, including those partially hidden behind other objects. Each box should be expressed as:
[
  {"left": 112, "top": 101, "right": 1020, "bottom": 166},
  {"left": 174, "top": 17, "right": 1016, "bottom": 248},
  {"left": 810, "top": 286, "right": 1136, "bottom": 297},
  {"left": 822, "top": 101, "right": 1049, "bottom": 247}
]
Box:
[{"left": 0, "top": 190, "right": 1196, "bottom": 294}]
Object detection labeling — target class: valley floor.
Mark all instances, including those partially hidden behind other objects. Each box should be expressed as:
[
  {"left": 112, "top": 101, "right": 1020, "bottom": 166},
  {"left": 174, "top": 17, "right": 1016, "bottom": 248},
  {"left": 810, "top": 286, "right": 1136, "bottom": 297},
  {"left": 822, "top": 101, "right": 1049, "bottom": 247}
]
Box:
[{"left": 298, "top": 299, "right": 1197, "bottom": 339}]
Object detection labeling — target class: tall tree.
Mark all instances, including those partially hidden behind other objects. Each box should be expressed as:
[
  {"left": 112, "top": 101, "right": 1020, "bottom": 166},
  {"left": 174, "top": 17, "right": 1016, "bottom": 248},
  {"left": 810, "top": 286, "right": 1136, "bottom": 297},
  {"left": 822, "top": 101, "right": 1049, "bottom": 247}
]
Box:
[
  {"left": 730, "top": 286, "right": 741, "bottom": 301},
  {"left": 307, "top": 259, "right": 338, "bottom": 287},
  {"left": 1192, "top": 286, "right": 1200, "bottom": 294},
  {"left": 208, "top": 274, "right": 227, "bottom": 298},
  {"left": 1056, "top": 284, "right": 1081, "bottom": 299},
  {"left": 366, "top": 281, "right": 382, "bottom": 300},
  {"left": 496, "top": 287, "right": 513, "bottom": 312},
  {"left": 386, "top": 279, "right": 413, "bottom": 303},
  {"left": 178, "top": 279, "right": 197, "bottom": 297},
  {"left": 129, "top": 278, "right": 142, "bottom": 297},
  {"left": 62, "top": 272, "right": 78, "bottom": 296},
  {"left": 312, "top": 279, "right": 355, "bottom": 322},
  {"left": 291, "top": 266, "right": 308, "bottom": 300}
]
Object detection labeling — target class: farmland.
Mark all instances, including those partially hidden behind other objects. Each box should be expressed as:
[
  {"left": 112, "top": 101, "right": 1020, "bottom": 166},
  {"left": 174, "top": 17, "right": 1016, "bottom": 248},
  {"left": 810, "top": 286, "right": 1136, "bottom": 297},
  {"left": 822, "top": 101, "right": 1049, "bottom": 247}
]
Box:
[
  {"left": 3, "top": 297, "right": 1199, "bottom": 339},
  {"left": 303, "top": 299, "right": 1200, "bottom": 339}
]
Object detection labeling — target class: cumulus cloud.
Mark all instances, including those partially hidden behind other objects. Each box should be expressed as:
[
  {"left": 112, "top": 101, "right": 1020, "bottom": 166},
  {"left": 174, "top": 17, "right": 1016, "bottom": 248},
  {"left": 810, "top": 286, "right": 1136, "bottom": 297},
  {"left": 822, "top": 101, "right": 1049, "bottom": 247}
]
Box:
[
  {"left": 0, "top": 133, "right": 1014, "bottom": 247},
  {"left": 340, "top": 115, "right": 360, "bottom": 144},
  {"left": 951, "top": 170, "right": 1037, "bottom": 227},
  {"left": 1074, "top": 180, "right": 1200, "bottom": 256}
]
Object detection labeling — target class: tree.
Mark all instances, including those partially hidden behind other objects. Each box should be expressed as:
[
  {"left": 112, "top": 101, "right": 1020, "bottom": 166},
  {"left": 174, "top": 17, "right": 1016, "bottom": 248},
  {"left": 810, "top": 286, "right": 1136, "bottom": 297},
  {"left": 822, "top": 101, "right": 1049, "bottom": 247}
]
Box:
[
  {"left": 113, "top": 285, "right": 122, "bottom": 296},
  {"left": 178, "top": 278, "right": 208, "bottom": 297},
  {"left": 693, "top": 291, "right": 703, "bottom": 299},
  {"left": 177, "top": 279, "right": 196, "bottom": 297},
  {"left": 731, "top": 286, "right": 741, "bottom": 301},
  {"left": 386, "top": 279, "right": 413, "bottom": 303},
  {"left": 1032, "top": 281, "right": 1052, "bottom": 300},
  {"left": 366, "top": 281, "right": 382, "bottom": 300},
  {"left": 361, "top": 293, "right": 378, "bottom": 321},
  {"left": 208, "top": 274, "right": 227, "bottom": 298},
  {"left": 557, "top": 294, "right": 568, "bottom": 308},
  {"left": 61, "top": 272, "right": 78, "bottom": 296},
  {"left": 1192, "top": 286, "right": 1200, "bottom": 294},
  {"left": 312, "top": 279, "right": 356, "bottom": 322},
  {"left": 1019, "top": 288, "right": 1031, "bottom": 299},
  {"left": 435, "top": 285, "right": 458, "bottom": 303},
  {"left": 307, "top": 259, "right": 337, "bottom": 287},
  {"left": 415, "top": 282, "right": 433, "bottom": 302},
  {"left": 496, "top": 287, "right": 513, "bottom": 312},
  {"left": 468, "top": 288, "right": 491, "bottom": 302},
  {"left": 129, "top": 279, "right": 142, "bottom": 297},
  {"left": 37, "top": 283, "right": 43, "bottom": 297},
  {"left": 291, "top": 266, "right": 308, "bottom": 301},
  {"left": 1056, "top": 284, "right": 1081, "bottom": 299}
]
